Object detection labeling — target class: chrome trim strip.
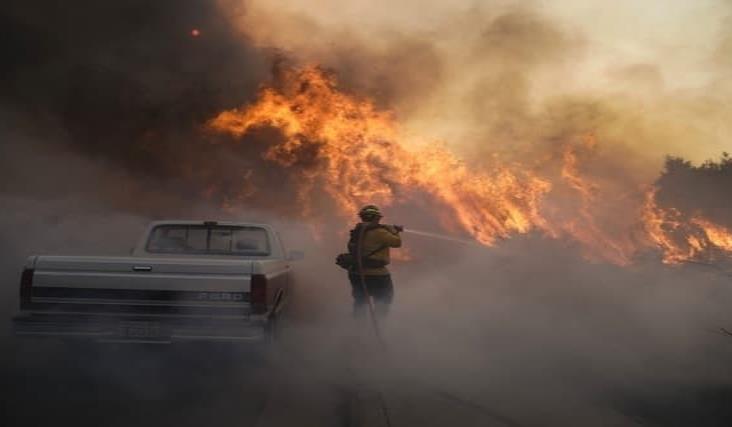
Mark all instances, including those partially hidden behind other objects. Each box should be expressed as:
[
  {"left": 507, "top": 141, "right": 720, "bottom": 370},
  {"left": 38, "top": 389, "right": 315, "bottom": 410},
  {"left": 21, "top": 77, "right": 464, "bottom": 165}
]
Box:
[
  {"left": 98, "top": 339, "right": 171, "bottom": 344},
  {"left": 33, "top": 297, "right": 249, "bottom": 308},
  {"left": 25, "top": 310, "right": 252, "bottom": 320},
  {"left": 170, "top": 334, "right": 263, "bottom": 341},
  {"left": 15, "top": 331, "right": 112, "bottom": 337}
]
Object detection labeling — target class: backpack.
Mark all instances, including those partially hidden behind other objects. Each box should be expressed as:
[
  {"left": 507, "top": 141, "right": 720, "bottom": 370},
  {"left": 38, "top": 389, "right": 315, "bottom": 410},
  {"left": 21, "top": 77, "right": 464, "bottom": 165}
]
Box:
[{"left": 335, "top": 223, "right": 388, "bottom": 270}]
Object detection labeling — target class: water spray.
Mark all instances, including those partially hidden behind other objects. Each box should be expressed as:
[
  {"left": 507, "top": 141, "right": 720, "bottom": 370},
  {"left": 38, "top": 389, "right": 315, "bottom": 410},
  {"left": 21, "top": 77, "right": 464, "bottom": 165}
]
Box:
[{"left": 400, "top": 227, "right": 488, "bottom": 248}]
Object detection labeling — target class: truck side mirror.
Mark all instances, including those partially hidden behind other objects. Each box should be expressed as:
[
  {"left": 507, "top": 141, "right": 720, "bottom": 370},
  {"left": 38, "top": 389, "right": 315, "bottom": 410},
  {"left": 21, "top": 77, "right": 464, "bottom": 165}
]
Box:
[{"left": 287, "top": 250, "right": 305, "bottom": 261}]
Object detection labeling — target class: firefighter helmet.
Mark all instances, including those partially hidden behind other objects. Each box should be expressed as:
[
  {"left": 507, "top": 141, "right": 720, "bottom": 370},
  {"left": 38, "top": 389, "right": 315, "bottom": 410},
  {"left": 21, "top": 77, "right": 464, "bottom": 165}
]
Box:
[{"left": 358, "top": 204, "right": 382, "bottom": 220}]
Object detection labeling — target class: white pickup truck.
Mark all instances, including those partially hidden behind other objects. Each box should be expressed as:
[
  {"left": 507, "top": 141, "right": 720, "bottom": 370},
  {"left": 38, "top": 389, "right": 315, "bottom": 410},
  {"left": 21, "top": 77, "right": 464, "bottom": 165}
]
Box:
[{"left": 12, "top": 220, "right": 302, "bottom": 344}]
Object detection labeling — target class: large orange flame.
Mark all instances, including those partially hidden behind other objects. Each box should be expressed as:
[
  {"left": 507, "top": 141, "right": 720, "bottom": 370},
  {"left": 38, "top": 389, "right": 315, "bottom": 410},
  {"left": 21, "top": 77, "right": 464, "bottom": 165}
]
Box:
[
  {"left": 209, "top": 66, "right": 551, "bottom": 245},
  {"left": 208, "top": 65, "right": 732, "bottom": 266}
]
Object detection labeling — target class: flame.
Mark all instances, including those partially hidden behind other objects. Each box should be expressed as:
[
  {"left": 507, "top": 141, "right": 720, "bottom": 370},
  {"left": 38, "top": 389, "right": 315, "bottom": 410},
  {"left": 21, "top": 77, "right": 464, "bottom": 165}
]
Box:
[
  {"left": 555, "top": 136, "right": 637, "bottom": 265},
  {"left": 209, "top": 66, "right": 551, "bottom": 245},
  {"left": 208, "top": 65, "right": 732, "bottom": 266},
  {"left": 642, "top": 188, "right": 732, "bottom": 263},
  {"left": 693, "top": 218, "right": 732, "bottom": 253}
]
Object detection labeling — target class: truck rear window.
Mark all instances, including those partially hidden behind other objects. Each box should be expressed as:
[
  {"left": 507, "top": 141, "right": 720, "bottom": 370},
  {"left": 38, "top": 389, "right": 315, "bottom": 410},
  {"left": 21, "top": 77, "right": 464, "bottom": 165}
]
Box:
[{"left": 146, "top": 225, "right": 270, "bottom": 256}]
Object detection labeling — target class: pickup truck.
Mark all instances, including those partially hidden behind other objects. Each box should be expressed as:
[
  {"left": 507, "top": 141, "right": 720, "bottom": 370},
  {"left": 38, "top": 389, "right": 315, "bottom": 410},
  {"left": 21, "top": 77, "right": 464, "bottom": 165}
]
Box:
[{"left": 12, "top": 220, "right": 302, "bottom": 344}]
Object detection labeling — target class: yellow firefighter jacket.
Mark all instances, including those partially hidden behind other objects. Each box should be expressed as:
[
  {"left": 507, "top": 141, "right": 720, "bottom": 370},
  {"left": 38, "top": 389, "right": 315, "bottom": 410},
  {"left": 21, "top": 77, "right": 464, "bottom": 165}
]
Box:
[{"left": 357, "top": 223, "right": 402, "bottom": 276}]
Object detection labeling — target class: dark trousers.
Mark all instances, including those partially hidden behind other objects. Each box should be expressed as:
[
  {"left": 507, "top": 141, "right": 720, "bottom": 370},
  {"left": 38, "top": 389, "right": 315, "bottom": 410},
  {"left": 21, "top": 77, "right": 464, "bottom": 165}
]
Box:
[{"left": 348, "top": 273, "right": 394, "bottom": 317}]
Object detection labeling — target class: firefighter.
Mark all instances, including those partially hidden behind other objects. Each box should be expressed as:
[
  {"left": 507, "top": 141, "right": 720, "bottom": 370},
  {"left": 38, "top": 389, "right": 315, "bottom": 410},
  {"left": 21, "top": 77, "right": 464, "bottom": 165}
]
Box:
[{"left": 347, "top": 205, "right": 402, "bottom": 317}]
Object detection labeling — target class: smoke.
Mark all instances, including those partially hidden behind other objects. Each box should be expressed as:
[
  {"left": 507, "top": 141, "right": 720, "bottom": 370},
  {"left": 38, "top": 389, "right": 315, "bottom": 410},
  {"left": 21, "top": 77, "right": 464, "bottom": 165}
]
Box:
[
  {"left": 0, "top": 0, "right": 281, "bottom": 214},
  {"left": 383, "top": 241, "right": 732, "bottom": 425},
  {"left": 228, "top": 0, "right": 732, "bottom": 165}
]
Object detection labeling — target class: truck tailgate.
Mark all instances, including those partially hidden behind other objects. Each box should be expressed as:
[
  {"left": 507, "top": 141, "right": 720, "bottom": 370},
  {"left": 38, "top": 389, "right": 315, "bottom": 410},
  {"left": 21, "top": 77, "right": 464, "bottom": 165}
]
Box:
[{"left": 26, "top": 256, "right": 255, "bottom": 318}]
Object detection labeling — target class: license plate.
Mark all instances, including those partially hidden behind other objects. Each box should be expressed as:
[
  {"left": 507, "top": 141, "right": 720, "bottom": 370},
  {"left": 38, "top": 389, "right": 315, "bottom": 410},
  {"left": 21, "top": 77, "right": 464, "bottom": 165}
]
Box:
[{"left": 118, "top": 321, "right": 166, "bottom": 340}]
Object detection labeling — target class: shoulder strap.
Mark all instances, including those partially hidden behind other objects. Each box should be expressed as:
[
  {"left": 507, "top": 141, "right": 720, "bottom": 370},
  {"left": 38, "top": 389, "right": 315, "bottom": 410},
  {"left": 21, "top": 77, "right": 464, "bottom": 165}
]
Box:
[{"left": 364, "top": 243, "right": 388, "bottom": 258}]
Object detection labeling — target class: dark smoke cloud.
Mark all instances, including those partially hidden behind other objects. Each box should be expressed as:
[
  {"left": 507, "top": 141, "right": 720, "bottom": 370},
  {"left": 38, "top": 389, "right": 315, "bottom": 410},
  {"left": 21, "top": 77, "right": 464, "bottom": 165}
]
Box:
[
  {"left": 0, "top": 0, "right": 277, "bottom": 213},
  {"left": 2, "top": 0, "right": 266, "bottom": 115}
]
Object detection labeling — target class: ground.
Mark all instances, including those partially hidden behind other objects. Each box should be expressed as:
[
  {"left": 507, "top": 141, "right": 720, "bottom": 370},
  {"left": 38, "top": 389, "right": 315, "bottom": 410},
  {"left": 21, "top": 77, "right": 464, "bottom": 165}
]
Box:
[{"left": 3, "top": 330, "right": 732, "bottom": 427}]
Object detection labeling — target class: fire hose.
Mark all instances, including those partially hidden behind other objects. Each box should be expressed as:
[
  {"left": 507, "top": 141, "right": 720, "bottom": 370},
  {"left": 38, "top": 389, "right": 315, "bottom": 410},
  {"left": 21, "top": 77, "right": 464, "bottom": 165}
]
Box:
[{"left": 354, "top": 224, "right": 393, "bottom": 427}]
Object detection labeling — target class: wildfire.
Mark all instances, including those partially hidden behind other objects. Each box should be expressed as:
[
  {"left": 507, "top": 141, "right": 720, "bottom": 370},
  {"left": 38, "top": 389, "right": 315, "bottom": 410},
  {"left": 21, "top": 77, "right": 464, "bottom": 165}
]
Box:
[
  {"left": 208, "top": 65, "right": 732, "bottom": 266},
  {"left": 209, "top": 66, "right": 551, "bottom": 245}
]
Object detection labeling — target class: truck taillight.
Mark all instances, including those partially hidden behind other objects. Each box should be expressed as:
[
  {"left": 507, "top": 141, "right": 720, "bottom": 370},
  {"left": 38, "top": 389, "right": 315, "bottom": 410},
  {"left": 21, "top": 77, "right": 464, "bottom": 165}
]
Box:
[
  {"left": 20, "top": 268, "right": 34, "bottom": 309},
  {"left": 250, "top": 274, "right": 268, "bottom": 314}
]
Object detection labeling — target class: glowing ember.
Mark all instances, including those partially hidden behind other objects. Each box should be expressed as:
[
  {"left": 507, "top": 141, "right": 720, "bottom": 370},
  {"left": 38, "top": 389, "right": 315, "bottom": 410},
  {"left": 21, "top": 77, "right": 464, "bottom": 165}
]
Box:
[{"left": 191, "top": 28, "right": 201, "bottom": 37}]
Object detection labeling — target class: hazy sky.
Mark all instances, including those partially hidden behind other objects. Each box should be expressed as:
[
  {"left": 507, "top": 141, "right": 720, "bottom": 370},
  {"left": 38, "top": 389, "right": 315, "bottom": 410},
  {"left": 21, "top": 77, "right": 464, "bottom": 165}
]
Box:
[
  {"left": 236, "top": 0, "right": 727, "bottom": 87},
  {"left": 226, "top": 0, "right": 731, "bottom": 163},
  {"left": 547, "top": 0, "right": 725, "bottom": 87}
]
